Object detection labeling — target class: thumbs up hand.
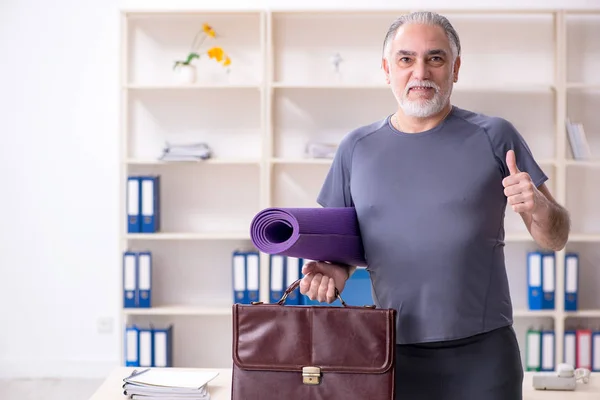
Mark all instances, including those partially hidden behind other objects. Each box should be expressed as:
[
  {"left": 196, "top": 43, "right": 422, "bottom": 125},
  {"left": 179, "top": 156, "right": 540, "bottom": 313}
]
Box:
[{"left": 502, "top": 150, "right": 542, "bottom": 214}]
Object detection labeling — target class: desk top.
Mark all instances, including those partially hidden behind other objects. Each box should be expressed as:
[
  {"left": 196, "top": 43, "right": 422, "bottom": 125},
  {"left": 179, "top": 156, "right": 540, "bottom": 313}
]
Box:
[
  {"left": 89, "top": 367, "right": 232, "bottom": 400},
  {"left": 89, "top": 367, "right": 600, "bottom": 400}
]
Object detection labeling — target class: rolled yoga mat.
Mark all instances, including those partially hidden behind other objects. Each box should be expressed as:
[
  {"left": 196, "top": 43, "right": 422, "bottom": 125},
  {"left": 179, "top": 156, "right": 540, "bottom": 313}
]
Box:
[{"left": 249, "top": 207, "right": 367, "bottom": 267}]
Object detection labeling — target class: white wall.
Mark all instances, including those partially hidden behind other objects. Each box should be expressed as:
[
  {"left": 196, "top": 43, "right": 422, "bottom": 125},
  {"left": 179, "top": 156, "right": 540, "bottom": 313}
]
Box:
[
  {"left": 0, "top": 0, "right": 121, "bottom": 378},
  {"left": 0, "top": 0, "right": 599, "bottom": 380}
]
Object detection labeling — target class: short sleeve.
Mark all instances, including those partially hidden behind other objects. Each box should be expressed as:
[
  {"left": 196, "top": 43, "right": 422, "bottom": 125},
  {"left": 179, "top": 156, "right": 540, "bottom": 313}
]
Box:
[
  {"left": 316, "top": 135, "right": 354, "bottom": 208},
  {"left": 490, "top": 118, "right": 548, "bottom": 188}
]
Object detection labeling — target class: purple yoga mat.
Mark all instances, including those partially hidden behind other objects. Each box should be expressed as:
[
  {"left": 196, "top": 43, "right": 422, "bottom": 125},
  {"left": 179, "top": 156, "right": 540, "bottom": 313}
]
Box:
[{"left": 249, "top": 207, "right": 367, "bottom": 267}]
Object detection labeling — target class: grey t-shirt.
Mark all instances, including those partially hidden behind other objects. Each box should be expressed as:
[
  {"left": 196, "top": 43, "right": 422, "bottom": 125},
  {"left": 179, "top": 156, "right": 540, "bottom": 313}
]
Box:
[{"left": 317, "top": 105, "right": 547, "bottom": 344}]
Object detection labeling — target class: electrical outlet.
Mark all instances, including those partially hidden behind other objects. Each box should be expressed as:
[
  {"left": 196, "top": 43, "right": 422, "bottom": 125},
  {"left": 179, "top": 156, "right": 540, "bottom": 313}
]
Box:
[{"left": 97, "top": 317, "right": 114, "bottom": 334}]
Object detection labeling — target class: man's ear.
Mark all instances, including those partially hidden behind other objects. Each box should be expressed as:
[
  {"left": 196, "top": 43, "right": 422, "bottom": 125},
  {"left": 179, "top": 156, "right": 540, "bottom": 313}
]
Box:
[
  {"left": 382, "top": 57, "right": 391, "bottom": 84},
  {"left": 453, "top": 56, "right": 461, "bottom": 82}
]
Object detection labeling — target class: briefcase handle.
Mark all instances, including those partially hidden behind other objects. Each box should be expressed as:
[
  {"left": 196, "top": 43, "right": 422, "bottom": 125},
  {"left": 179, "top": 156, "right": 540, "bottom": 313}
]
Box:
[{"left": 277, "top": 278, "right": 349, "bottom": 306}]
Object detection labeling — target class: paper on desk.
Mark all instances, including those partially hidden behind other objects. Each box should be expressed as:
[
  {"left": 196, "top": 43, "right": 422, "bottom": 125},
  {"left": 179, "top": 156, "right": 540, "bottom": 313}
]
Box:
[{"left": 124, "top": 368, "right": 220, "bottom": 389}]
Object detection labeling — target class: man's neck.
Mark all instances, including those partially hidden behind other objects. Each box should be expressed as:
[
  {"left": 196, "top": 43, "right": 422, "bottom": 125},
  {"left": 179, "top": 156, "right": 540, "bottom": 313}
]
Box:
[{"left": 394, "top": 104, "right": 453, "bottom": 134}]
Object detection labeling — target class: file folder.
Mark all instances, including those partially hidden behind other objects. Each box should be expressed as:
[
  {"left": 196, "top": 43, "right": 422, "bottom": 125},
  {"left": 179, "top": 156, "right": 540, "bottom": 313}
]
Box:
[
  {"left": 140, "top": 176, "right": 160, "bottom": 233},
  {"left": 123, "top": 251, "right": 137, "bottom": 308},
  {"left": 541, "top": 330, "right": 555, "bottom": 371},
  {"left": 592, "top": 331, "right": 600, "bottom": 372},
  {"left": 127, "top": 177, "right": 141, "bottom": 233},
  {"left": 527, "top": 252, "right": 543, "bottom": 310},
  {"left": 269, "top": 255, "right": 285, "bottom": 303},
  {"left": 564, "top": 253, "right": 579, "bottom": 311},
  {"left": 232, "top": 251, "right": 247, "bottom": 304},
  {"left": 526, "top": 328, "right": 541, "bottom": 371},
  {"left": 577, "top": 329, "right": 592, "bottom": 370},
  {"left": 125, "top": 325, "right": 140, "bottom": 367},
  {"left": 246, "top": 251, "right": 260, "bottom": 304},
  {"left": 301, "top": 267, "right": 373, "bottom": 307},
  {"left": 542, "top": 253, "right": 555, "bottom": 310},
  {"left": 137, "top": 251, "right": 152, "bottom": 308},
  {"left": 564, "top": 330, "right": 576, "bottom": 367},
  {"left": 285, "top": 257, "right": 302, "bottom": 305},
  {"left": 152, "top": 326, "right": 173, "bottom": 368},
  {"left": 138, "top": 327, "right": 154, "bottom": 368}
]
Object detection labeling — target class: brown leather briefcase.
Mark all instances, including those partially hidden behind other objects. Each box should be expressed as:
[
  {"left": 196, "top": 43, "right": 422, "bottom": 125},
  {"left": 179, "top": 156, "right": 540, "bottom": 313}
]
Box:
[{"left": 231, "top": 279, "right": 396, "bottom": 399}]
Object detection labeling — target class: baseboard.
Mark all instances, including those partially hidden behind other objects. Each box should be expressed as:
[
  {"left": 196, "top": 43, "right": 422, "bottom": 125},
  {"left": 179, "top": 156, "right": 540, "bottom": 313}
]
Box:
[{"left": 0, "top": 358, "right": 119, "bottom": 379}]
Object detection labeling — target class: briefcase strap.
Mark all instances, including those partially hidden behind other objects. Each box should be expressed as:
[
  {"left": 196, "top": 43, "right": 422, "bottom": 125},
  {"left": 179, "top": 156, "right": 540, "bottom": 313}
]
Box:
[{"left": 277, "top": 279, "right": 347, "bottom": 306}]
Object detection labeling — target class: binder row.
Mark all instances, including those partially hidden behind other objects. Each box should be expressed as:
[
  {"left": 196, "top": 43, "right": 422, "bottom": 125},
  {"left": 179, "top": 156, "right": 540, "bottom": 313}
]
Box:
[
  {"left": 268, "top": 254, "right": 374, "bottom": 306},
  {"left": 564, "top": 329, "right": 600, "bottom": 372},
  {"left": 526, "top": 328, "right": 600, "bottom": 372},
  {"left": 125, "top": 325, "right": 173, "bottom": 368},
  {"left": 232, "top": 250, "right": 260, "bottom": 304},
  {"left": 127, "top": 175, "right": 160, "bottom": 233},
  {"left": 123, "top": 251, "right": 152, "bottom": 308},
  {"left": 232, "top": 252, "right": 374, "bottom": 306},
  {"left": 268, "top": 254, "right": 304, "bottom": 304},
  {"left": 528, "top": 252, "right": 579, "bottom": 311}
]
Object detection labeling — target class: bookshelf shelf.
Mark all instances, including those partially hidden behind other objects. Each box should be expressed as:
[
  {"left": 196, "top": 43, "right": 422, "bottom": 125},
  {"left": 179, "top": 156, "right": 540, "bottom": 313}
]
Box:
[
  {"left": 565, "top": 160, "right": 600, "bottom": 167},
  {"left": 123, "top": 305, "right": 232, "bottom": 316},
  {"left": 126, "top": 84, "right": 261, "bottom": 90},
  {"left": 127, "top": 158, "right": 261, "bottom": 166},
  {"left": 119, "top": 7, "right": 600, "bottom": 372},
  {"left": 513, "top": 310, "right": 557, "bottom": 318},
  {"left": 568, "top": 234, "right": 600, "bottom": 242},
  {"left": 565, "top": 310, "right": 600, "bottom": 318},
  {"left": 126, "top": 232, "right": 250, "bottom": 240},
  {"left": 567, "top": 83, "right": 600, "bottom": 90},
  {"left": 270, "top": 158, "right": 332, "bottom": 165}
]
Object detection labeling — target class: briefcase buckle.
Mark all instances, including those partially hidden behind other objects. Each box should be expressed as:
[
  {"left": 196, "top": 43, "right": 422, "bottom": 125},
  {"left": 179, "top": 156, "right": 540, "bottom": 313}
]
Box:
[{"left": 302, "top": 366, "right": 321, "bottom": 385}]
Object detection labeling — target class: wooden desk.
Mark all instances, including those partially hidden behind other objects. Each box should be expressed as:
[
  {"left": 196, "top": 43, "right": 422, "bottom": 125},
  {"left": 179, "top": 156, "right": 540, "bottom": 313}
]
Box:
[
  {"left": 89, "top": 367, "right": 600, "bottom": 399},
  {"left": 89, "top": 367, "right": 232, "bottom": 400}
]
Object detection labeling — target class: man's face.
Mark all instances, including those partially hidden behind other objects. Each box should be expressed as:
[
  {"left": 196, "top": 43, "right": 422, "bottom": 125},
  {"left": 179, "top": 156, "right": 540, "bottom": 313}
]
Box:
[{"left": 383, "top": 23, "right": 460, "bottom": 118}]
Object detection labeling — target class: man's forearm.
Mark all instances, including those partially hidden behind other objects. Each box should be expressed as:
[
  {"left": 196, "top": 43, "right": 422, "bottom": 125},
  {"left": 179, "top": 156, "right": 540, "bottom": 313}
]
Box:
[{"left": 525, "top": 199, "right": 570, "bottom": 251}]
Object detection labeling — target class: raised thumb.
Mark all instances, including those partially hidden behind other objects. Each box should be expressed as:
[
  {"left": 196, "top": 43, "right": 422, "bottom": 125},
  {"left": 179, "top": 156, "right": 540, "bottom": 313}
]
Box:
[{"left": 506, "top": 149, "right": 520, "bottom": 175}]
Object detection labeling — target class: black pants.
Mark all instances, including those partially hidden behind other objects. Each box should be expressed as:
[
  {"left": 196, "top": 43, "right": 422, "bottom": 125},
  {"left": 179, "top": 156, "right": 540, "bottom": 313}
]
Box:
[{"left": 394, "top": 325, "right": 524, "bottom": 400}]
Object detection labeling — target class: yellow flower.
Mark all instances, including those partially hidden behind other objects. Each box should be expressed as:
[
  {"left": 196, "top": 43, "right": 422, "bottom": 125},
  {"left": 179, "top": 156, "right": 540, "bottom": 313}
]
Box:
[
  {"left": 223, "top": 56, "right": 231, "bottom": 67},
  {"left": 207, "top": 46, "right": 225, "bottom": 62},
  {"left": 202, "top": 23, "right": 216, "bottom": 38}
]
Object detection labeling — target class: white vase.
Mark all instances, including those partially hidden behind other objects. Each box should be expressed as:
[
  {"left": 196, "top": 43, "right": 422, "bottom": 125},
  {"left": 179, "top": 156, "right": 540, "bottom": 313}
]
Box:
[{"left": 174, "top": 64, "right": 196, "bottom": 84}]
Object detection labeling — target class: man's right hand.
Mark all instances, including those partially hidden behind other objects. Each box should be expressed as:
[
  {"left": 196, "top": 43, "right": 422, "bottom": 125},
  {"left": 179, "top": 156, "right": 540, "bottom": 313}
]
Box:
[{"left": 299, "top": 261, "right": 351, "bottom": 303}]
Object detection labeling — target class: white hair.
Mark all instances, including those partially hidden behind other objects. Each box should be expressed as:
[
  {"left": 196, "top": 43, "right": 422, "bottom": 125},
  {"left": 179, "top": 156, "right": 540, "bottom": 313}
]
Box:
[{"left": 382, "top": 11, "right": 461, "bottom": 62}]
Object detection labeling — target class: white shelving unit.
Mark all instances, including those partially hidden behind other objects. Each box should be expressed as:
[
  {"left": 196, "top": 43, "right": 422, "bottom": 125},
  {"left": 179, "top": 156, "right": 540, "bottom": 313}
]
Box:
[{"left": 119, "top": 8, "right": 600, "bottom": 370}]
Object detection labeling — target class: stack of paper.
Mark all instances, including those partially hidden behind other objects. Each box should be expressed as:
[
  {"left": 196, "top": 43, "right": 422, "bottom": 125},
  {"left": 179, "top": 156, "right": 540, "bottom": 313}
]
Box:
[
  {"left": 305, "top": 141, "right": 338, "bottom": 159},
  {"left": 122, "top": 368, "right": 220, "bottom": 400},
  {"left": 159, "top": 142, "right": 213, "bottom": 162}
]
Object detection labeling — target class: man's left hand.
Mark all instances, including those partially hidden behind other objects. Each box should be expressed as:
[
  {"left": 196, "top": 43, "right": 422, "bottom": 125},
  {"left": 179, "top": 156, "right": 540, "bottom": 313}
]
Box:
[{"left": 502, "top": 149, "right": 543, "bottom": 214}]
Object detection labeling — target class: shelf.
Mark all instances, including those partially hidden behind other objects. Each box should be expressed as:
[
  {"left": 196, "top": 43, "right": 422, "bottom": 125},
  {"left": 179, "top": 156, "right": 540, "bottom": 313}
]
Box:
[
  {"left": 126, "top": 232, "right": 250, "bottom": 240},
  {"left": 565, "top": 160, "right": 600, "bottom": 168},
  {"left": 504, "top": 233, "right": 600, "bottom": 243},
  {"left": 123, "top": 305, "right": 232, "bottom": 316},
  {"left": 453, "top": 84, "right": 556, "bottom": 93},
  {"left": 126, "top": 83, "right": 261, "bottom": 90},
  {"left": 272, "top": 82, "right": 386, "bottom": 89},
  {"left": 568, "top": 234, "right": 600, "bottom": 242},
  {"left": 567, "top": 83, "right": 600, "bottom": 90},
  {"left": 271, "top": 82, "right": 555, "bottom": 93},
  {"left": 505, "top": 233, "right": 534, "bottom": 242},
  {"left": 125, "top": 231, "right": 600, "bottom": 243},
  {"left": 513, "top": 309, "right": 556, "bottom": 318},
  {"left": 272, "top": 158, "right": 556, "bottom": 168},
  {"left": 271, "top": 158, "right": 332, "bottom": 165},
  {"left": 127, "top": 158, "right": 261, "bottom": 166},
  {"left": 564, "top": 310, "right": 600, "bottom": 318}
]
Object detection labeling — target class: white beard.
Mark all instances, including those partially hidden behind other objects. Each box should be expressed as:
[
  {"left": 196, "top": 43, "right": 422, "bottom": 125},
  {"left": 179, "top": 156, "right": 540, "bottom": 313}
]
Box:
[{"left": 398, "top": 77, "right": 453, "bottom": 118}]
